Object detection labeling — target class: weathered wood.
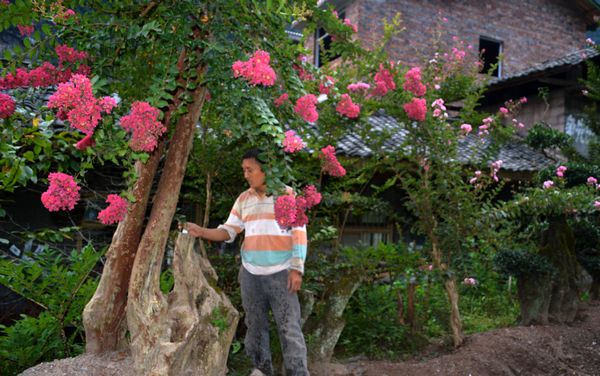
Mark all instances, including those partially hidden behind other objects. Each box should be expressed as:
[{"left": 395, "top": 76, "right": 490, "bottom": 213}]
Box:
[{"left": 126, "top": 77, "right": 210, "bottom": 374}]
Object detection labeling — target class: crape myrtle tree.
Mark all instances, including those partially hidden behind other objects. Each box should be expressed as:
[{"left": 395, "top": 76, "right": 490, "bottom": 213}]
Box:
[{"left": 0, "top": 0, "right": 376, "bottom": 373}]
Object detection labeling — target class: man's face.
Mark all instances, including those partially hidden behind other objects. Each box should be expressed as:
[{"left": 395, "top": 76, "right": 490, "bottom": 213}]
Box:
[{"left": 242, "top": 158, "right": 266, "bottom": 190}]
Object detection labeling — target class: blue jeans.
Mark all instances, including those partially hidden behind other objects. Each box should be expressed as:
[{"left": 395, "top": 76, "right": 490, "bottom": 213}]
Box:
[{"left": 239, "top": 266, "right": 309, "bottom": 376}]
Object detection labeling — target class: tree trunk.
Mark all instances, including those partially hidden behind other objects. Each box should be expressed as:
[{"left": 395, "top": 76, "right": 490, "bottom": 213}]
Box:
[
  {"left": 82, "top": 47, "right": 188, "bottom": 354},
  {"left": 430, "top": 233, "right": 464, "bottom": 347},
  {"left": 304, "top": 270, "right": 362, "bottom": 363},
  {"left": 540, "top": 216, "right": 582, "bottom": 323},
  {"left": 407, "top": 280, "right": 416, "bottom": 329},
  {"left": 83, "top": 151, "right": 162, "bottom": 353},
  {"left": 443, "top": 277, "right": 464, "bottom": 347},
  {"left": 126, "top": 79, "right": 211, "bottom": 373},
  {"left": 516, "top": 274, "right": 553, "bottom": 325}
]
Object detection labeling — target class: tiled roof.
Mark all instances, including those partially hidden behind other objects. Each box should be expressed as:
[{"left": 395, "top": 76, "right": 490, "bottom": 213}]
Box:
[
  {"left": 489, "top": 47, "right": 599, "bottom": 87},
  {"left": 336, "top": 111, "right": 552, "bottom": 172}
]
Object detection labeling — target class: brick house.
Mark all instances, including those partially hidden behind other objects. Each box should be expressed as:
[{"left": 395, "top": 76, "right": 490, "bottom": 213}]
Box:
[{"left": 311, "top": 0, "right": 600, "bottom": 78}]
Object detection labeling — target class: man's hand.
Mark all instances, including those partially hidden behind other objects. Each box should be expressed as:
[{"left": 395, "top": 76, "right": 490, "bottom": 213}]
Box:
[
  {"left": 287, "top": 269, "right": 302, "bottom": 294},
  {"left": 181, "top": 222, "right": 204, "bottom": 238}
]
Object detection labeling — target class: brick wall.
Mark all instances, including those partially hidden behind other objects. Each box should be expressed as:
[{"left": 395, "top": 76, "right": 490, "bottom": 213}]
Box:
[{"left": 351, "top": 0, "right": 590, "bottom": 77}]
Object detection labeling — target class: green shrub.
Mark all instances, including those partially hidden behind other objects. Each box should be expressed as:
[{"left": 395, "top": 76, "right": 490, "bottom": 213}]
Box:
[
  {"left": 493, "top": 249, "right": 556, "bottom": 278},
  {"left": 0, "top": 245, "right": 102, "bottom": 375}
]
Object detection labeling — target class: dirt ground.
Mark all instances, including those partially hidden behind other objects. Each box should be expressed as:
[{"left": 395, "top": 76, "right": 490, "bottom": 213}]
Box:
[{"left": 20, "top": 302, "right": 600, "bottom": 376}]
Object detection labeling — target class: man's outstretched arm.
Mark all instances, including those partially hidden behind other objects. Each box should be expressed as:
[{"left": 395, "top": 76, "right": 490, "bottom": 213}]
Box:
[{"left": 183, "top": 222, "right": 231, "bottom": 242}]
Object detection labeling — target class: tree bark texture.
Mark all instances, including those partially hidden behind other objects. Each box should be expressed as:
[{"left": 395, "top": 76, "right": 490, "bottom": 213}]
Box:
[
  {"left": 82, "top": 47, "right": 188, "bottom": 354},
  {"left": 126, "top": 78, "right": 210, "bottom": 374},
  {"left": 540, "top": 216, "right": 582, "bottom": 323},
  {"left": 430, "top": 232, "right": 464, "bottom": 347},
  {"left": 83, "top": 152, "right": 162, "bottom": 353},
  {"left": 516, "top": 274, "right": 553, "bottom": 325},
  {"left": 304, "top": 271, "right": 362, "bottom": 363}
]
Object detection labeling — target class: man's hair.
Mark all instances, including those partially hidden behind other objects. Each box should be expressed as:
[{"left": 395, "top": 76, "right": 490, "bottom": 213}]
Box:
[{"left": 242, "top": 148, "right": 266, "bottom": 164}]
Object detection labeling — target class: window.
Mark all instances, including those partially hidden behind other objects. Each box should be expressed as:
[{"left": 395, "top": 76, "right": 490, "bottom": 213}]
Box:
[
  {"left": 314, "top": 10, "right": 345, "bottom": 67},
  {"left": 479, "top": 37, "right": 502, "bottom": 78}
]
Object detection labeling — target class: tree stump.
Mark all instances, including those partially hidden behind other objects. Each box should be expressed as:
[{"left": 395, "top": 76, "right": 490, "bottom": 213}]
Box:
[
  {"left": 540, "top": 216, "right": 582, "bottom": 323},
  {"left": 128, "top": 233, "right": 239, "bottom": 375}
]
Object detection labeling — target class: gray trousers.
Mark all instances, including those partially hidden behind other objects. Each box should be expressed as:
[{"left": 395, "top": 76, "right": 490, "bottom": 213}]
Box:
[{"left": 239, "top": 266, "right": 309, "bottom": 376}]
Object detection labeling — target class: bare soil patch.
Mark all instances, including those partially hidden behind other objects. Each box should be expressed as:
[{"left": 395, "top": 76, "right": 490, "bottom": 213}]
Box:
[{"left": 20, "top": 302, "right": 600, "bottom": 376}]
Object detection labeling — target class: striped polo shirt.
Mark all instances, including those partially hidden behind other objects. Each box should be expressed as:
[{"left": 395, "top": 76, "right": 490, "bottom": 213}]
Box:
[{"left": 218, "top": 188, "right": 307, "bottom": 275}]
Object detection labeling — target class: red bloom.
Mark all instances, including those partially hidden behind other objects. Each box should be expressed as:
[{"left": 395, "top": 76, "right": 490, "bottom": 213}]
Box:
[
  {"left": 119, "top": 101, "right": 166, "bottom": 152},
  {"left": 294, "top": 94, "right": 319, "bottom": 123},
  {"left": 275, "top": 195, "right": 297, "bottom": 228},
  {"left": 335, "top": 94, "right": 360, "bottom": 118},
  {"left": 319, "top": 76, "right": 335, "bottom": 95},
  {"left": 231, "top": 50, "right": 277, "bottom": 87},
  {"left": 282, "top": 130, "right": 305, "bottom": 153},
  {"left": 274, "top": 93, "right": 289, "bottom": 107},
  {"left": 0, "top": 93, "right": 16, "bottom": 119},
  {"left": 48, "top": 74, "right": 111, "bottom": 135},
  {"left": 41, "top": 172, "right": 80, "bottom": 212},
  {"left": 17, "top": 24, "right": 34, "bottom": 37},
  {"left": 403, "top": 98, "right": 427, "bottom": 121},
  {"left": 55, "top": 45, "right": 88, "bottom": 64},
  {"left": 371, "top": 64, "right": 396, "bottom": 96},
  {"left": 98, "top": 194, "right": 128, "bottom": 225},
  {"left": 403, "top": 67, "right": 427, "bottom": 97},
  {"left": 75, "top": 133, "right": 95, "bottom": 150},
  {"left": 320, "top": 145, "right": 346, "bottom": 177},
  {"left": 301, "top": 185, "right": 322, "bottom": 208}
]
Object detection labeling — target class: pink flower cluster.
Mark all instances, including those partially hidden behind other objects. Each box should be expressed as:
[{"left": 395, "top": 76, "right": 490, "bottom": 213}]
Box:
[
  {"left": 232, "top": 50, "right": 277, "bottom": 86},
  {"left": 463, "top": 277, "right": 477, "bottom": 286},
  {"left": 403, "top": 98, "right": 427, "bottom": 121},
  {"left": 274, "top": 93, "right": 289, "bottom": 107},
  {"left": 371, "top": 64, "right": 396, "bottom": 96},
  {"left": 343, "top": 18, "right": 358, "bottom": 33},
  {"left": 319, "top": 76, "right": 335, "bottom": 95},
  {"left": 56, "top": 44, "right": 88, "bottom": 64},
  {"left": 543, "top": 180, "right": 554, "bottom": 189},
  {"left": 460, "top": 123, "right": 472, "bottom": 134},
  {"left": 320, "top": 145, "right": 346, "bottom": 177},
  {"left": 595, "top": 201, "right": 600, "bottom": 209},
  {"left": 478, "top": 117, "right": 493, "bottom": 137},
  {"left": 347, "top": 82, "right": 370, "bottom": 93},
  {"left": 556, "top": 165, "right": 567, "bottom": 178},
  {"left": 17, "top": 24, "right": 34, "bottom": 37},
  {"left": 469, "top": 170, "right": 482, "bottom": 185},
  {"left": 282, "top": 130, "right": 305, "bottom": 153},
  {"left": 41, "top": 172, "right": 81, "bottom": 211},
  {"left": 274, "top": 185, "right": 322, "bottom": 228},
  {"left": 336, "top": 94, "right": 360, "bottom": 118},
  {"left": 0, "top": 93, "right": 16, "bottom": 119},
  {"left": 0, "top": 45, "right": 89, "bottom": 90},
  {"left": 55, "top": 9, "right": 76, "bottom": 22},
  {"left": 97, "top": 194, "right": 128, "bottom": 225},
  {"left": 403, "top": 67, "right": 426, "bottom": 97},
  {"left": 431, "top": 98, "right": 447, "bottom": 119},
  {"left": 119, "top": 101, "right": 166, "bottom": 152},
  {"left": 294, "top": 94, "right": 319, "bottom": 123},
  {"left": 48, "top": 74, "right": 116, "bottom": 135},
  {"left": 491, "top": 160, "right": 503, "bottom": 182},
  {"left": 587, "top": 176, "right": 598, "bottom": 187},
  {"left": 302, "top": 185, "right": 322, "bottom": 208},
  {"left": 275, "top": 195, "right": 297, "bottom": 228},
  {"left": 75, "top": 133, "right": 95, "bottom": 150}
]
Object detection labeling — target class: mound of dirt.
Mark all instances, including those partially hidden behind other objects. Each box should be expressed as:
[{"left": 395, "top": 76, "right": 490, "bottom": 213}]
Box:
[
  {"left": 338, "top": 301, "right": 600, "bottom": 376},
  {"left": 20, "top": 302, "right": 600, "bottom": 376}
]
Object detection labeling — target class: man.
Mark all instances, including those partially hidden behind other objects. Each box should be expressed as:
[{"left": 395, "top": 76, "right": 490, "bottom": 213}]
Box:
[{"left": 183, "top": 149, "right": 309, "bottom": 376}]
